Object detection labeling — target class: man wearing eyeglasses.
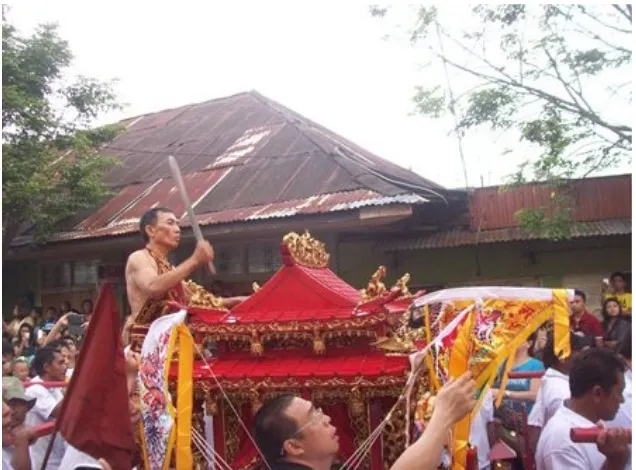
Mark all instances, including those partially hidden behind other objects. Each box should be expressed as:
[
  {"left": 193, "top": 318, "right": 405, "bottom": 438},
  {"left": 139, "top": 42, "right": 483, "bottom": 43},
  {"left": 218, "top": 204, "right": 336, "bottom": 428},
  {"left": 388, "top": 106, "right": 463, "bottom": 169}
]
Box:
[{"left": 253, "top": 372, "right": 476, "bottom": 470}]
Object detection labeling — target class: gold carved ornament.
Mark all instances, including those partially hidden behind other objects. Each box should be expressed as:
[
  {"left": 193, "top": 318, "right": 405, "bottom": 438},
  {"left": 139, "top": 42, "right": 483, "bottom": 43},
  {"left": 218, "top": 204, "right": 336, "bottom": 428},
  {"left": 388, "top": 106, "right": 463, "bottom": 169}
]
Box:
[
  {"left": 359, "top": 265, "right": 387, "bottom": 303},
  {"left": 250, "top": 330, "right": 264, "bottom": 356},
  {"left": 282, "top": 230, "right": 330, "bottom": 268},
  {"left": 392, "top": 273, "right": 412, "bottom": 299},
  {"left": 313, "top": 328, "right": 326, "bottom": 355},
  {"left": 185, "top": 280, "right": 227, "bottom": 310}
]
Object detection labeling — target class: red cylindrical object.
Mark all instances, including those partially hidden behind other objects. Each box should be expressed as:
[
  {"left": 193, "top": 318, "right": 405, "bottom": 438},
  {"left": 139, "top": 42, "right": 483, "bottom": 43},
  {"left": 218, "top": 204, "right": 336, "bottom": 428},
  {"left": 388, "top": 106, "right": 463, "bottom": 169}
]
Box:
[
  {"left": 4, "top": 421, "right": 56, "bottom": 445},
  {"left": 23, "top": 381, "right": 68, "bottom": 389},
  {"left": 570, "top": 427, "right": 632, "bottom": 443},
  {"left": 466, "top": 445, "right": 478, "bottom": 470},
  {"left": 507, "top": 371, "right": 545, "bottom": 379}
]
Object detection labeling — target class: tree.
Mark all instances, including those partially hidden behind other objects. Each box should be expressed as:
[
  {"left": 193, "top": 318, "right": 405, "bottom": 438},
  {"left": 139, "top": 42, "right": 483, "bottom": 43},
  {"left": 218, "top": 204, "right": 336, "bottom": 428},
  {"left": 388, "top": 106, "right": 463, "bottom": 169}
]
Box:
[
  {"left": 2, "top": 7, "right": 123, "bottom": 257},
  {"left": 371, "top": 4, "right": 632, "bottom": 238}
]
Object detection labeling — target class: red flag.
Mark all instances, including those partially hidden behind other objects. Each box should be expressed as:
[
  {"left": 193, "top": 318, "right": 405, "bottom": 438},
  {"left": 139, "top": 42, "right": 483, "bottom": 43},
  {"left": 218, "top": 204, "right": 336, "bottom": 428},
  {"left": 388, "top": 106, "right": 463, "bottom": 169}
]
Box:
[{"left": 57, "top": 282, "right": 137, "bottom": 469}]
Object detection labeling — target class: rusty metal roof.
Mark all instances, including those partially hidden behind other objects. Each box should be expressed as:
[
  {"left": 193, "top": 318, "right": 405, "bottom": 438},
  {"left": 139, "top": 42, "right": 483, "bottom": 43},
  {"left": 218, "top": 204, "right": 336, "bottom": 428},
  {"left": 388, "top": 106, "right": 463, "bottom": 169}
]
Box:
[
  {"left": 470, "top": 174, "right": 632, "bottom": 230},
  {"left": 24, "top": 189, "right": 427, "bottom": 244},
  {"left": 380, "top": 219, "right": 632, "bottom": 251},
  {"left": 30, "top": 91, "right": 446, "bottom": 244}
]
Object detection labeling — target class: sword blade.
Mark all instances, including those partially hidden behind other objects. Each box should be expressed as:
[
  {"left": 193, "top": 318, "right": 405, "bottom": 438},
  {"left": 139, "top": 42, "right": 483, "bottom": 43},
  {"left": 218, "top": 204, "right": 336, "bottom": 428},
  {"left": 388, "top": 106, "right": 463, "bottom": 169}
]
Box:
[{"left": 168, "top": 155, "right": 216, "bottom": 275}]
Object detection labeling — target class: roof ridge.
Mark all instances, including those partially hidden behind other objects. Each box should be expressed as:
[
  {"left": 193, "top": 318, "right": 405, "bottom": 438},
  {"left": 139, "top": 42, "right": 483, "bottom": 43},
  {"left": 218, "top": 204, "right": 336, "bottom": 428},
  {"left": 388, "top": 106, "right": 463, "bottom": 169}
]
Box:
[
  {"left": 246, "top": 91, "right": 448, "bottom": 199},
  {"left": 114, "top": 91, "right": 254, "bottom": 126}
]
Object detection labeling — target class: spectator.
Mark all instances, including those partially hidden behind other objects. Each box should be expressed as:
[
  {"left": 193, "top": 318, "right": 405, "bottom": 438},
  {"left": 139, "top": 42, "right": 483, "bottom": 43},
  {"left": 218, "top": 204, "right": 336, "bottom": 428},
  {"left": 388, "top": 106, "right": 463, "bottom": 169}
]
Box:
[
  {"left": 81, "top": 299, "right": 94, "bottom": 324},
  {"left": 604, "top": 272, "right": 631, "bottom": 317},
  {"left": 61, "top": 337, "right": 79, "bottom": 380},
  {"left": 2, "top": 399, "right": 38, "bottom": 470},
  {"left": 12, "top": 324, "right": 36, "bottom": 359},
  {"left": 491, "top": 332, "right": 544, "bottom": 468},
  {"left": 535, "top": 348, "right": 630, "bottom": 470},
  {"left": 253, "top": 372, "right": 476, "bottom": 470},
  {"left": 527, "top": 333, "right": 590, "bottom": 453},
  {"left": 570, "top": 289, "right": 604, "bottom": 345},
  {"left": 10, "top": 359, "right": 30, "bottom": 383},
  {"left": 2, "top": 341, "right": 14, "bottom": 377},
  {"left": 601, "top": 298, "right": 630, "bottom": 349},
  {"left": 6, "top": 303, "right": 28, "bottom": 339},
  {"left": 2, "top": 376, "right": 36, "bottom": 466},
  {"left": 24, "top": 346, "right": 67, "bottom": 470},
  {"left": 606, "top": 331, "right": 632, "bottom": 469},
  {"left": 60, "top": 300, "right": 72, "bottom": 316}
]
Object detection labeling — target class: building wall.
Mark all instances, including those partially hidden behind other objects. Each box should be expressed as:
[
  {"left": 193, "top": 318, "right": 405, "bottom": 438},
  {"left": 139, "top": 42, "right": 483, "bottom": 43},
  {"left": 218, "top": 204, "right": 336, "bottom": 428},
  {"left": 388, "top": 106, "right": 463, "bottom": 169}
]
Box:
[
  {"left": 337, "top": 236, "right": 631, "bottom": 314},
  {"left": 5, "top": 233, "right": 630, "bottom": 319}
]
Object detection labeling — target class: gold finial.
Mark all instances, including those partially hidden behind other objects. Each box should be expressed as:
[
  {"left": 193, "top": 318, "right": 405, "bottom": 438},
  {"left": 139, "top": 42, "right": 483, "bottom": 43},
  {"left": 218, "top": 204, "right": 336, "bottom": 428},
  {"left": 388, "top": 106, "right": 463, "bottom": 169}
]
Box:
[
  {"left": 359, "top": 265, "right": 387, "bottom": 303},
  {"left": 252, "top": 282, "right": 261, "bottom": 293},
  {"left": 282, "top": 230, "right": 330, "bottom": 268},
  {"left": 392, "top": 273, "right": 412, "bottom": 298}
]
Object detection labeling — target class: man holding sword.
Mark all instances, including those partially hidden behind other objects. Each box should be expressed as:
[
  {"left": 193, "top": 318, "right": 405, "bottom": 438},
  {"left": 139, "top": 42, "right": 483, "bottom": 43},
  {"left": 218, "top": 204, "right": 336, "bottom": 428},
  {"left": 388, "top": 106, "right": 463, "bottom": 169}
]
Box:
[{"left": 122, "top": 207, "right": 245, "bottom": 347}]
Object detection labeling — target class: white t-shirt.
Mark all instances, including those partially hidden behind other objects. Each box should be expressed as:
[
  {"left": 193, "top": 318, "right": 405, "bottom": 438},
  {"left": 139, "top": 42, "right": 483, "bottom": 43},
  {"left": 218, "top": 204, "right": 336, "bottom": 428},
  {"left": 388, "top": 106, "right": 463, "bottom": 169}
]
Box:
[
  {"left": 24, "top": 376, "right": 67, "bottom": 470},
  {"left": 535, "top": 405, "right": 606, "bottom": 470},
  {"left": 605, "top": 369, "right": 632, "bottom": 470},
  {"left": 528, "top": 368, "right": 570, "bottom": 427},
  {"left": 59, "top": 444, "right": 101, "bottom": 469},
  {"left": 470, "top": 396, "right": 494, "bottom": 470}
]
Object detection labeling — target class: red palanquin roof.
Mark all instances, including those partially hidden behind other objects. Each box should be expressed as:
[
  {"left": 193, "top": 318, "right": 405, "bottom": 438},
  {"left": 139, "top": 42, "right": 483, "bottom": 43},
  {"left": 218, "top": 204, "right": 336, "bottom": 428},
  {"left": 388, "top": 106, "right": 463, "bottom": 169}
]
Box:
[
  {"left": 172, "top": 349, "right": 409, "bottom": 386},
  {"left": 189, "top": 261, "right": 365, "bottom": 325}
]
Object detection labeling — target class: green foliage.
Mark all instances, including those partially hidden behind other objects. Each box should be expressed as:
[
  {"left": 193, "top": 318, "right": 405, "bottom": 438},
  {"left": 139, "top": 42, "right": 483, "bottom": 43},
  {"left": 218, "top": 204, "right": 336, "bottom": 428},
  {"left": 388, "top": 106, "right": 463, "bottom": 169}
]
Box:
[
  {"left": 2, "top": 8, "right": 123, "bottom": 255},
  {"left": 372, "top": 4, "right": 631, "bottom": 237}
]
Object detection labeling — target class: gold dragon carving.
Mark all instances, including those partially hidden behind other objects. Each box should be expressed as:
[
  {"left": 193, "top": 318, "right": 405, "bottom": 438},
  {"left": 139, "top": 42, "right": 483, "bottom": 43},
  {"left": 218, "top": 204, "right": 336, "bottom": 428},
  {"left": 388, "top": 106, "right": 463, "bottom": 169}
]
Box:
[
  {"left": 185, "top": 279, "right": 227, "bottom": 310},
  {"left": 393, "top": 273, "right": 412, "bottom": 298},
  {"left": 360, "top": 265, "right": 387, "bottom": 302},
  {"left": 282, "top": 230, "right": 330, "bottom": 268}
]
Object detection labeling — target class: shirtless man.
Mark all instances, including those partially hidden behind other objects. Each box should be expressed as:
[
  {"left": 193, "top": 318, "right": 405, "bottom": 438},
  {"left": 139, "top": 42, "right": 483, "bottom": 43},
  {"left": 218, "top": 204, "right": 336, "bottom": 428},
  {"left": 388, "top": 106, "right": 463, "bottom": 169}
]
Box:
[{"left": 123, "top": 207, "right": 244, "bottom": 344}]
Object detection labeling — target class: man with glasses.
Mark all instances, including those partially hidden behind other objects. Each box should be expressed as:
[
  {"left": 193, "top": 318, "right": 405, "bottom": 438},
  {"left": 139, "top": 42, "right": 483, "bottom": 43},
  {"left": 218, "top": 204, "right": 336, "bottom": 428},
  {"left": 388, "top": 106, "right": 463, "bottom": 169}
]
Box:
[{"left": 253, "top": 372, "right": 476, "bottom": 470}]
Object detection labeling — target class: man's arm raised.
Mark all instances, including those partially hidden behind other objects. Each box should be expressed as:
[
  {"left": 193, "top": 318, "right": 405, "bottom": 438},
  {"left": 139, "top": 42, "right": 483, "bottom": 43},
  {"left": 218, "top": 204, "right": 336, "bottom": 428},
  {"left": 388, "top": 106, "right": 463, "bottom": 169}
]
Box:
[
  {"left": 130, "top": 240, "right": 214, "bottom": 299},
  {"left": 389, "top": 372, "right": 477, "bottom": 470}
]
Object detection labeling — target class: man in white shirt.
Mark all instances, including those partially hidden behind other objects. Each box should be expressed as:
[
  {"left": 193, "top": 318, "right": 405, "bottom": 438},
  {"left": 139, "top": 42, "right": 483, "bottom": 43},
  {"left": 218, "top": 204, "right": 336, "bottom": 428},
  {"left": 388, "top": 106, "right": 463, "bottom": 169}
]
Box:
[
  {"left": 535, "top": 348, "right": 631, "bottom": 470},
  {"left": 528, "top": 332, "right": 590, "bottom": 454},
  {"left": 606, "top": 332, "right": 631, "bottom": 469},
  {"left": 24, "top": 346, "right": 68, "bottom": 470}
]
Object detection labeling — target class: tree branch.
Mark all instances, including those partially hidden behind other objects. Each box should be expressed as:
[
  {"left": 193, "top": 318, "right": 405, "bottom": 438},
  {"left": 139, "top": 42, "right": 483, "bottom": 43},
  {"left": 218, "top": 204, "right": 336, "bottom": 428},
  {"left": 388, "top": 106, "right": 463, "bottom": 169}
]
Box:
[
  {"left": 542, "top": 46, "right": 595, "bottom": 116},
  {"left": 577, "top": 5, "right": 632, "bottom": 34},
  {"left": 430, "top": 27, "right": 632, "bottom": 142},
  {"left": 612, "top": 4, "right": 632, "bottom": 22}
]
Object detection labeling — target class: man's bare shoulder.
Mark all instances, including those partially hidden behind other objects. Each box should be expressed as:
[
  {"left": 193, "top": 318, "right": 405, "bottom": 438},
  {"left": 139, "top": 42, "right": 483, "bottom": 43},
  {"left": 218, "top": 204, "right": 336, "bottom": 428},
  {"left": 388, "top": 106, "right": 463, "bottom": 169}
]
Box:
[{"left": 126, "top": 249, "right": 156, "bottom": 270}]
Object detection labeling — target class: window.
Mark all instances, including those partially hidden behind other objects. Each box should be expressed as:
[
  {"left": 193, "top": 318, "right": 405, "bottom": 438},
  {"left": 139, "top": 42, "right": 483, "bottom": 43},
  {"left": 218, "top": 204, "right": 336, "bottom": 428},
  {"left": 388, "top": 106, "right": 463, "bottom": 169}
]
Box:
[
  {"left": 74, "top": 261, "right": 98, "bottom": 286},
  {"left": 41, "top": 263, "right": 72, "bottom": 289},
  {"left": 248, "top": 243, "right": 282, "bottom": 274},
  {"left": 40, "top": 260, "right": 98, "bottom": 289},
  {"left": 217, "top": 247, "right": 243, "bottom": 275}
]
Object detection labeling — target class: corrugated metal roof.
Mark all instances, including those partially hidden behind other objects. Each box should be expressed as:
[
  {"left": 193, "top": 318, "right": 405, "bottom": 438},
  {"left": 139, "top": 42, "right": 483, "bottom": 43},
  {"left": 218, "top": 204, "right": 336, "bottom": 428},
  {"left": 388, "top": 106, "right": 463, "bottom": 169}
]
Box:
[
  {"left": 28, "top": 189, "right": 427, "bottom": 244},
  {"left": 380, "top": 219, "right": 632, "bottom": 251},
  {"left": 470, "top": 174, "right": 632, "bottom": 230},
  {"left": 27, "top": 91, "right": 442, "bottom": 245}
]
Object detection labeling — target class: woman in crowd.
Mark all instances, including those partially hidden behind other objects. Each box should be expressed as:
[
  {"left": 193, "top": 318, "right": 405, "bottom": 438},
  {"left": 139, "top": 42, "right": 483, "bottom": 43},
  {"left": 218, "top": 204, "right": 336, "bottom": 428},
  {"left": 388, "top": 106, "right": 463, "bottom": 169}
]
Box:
[
  {"left": 601, "top": 297, "right": 631, "bottom": 349},
  {"left": 491, "top": 332, "right": 544, "bottom": 469},
  {"left": 11, "top": 325, "right": 37, "bottom": 360}
]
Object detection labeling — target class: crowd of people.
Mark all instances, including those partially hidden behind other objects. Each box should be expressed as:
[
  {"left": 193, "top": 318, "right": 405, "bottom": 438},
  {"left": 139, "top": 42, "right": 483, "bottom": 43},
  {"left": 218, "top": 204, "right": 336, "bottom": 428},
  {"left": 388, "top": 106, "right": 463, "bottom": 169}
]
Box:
[{"left": 1, "top": 270, "right": 632, "bottom": 470}]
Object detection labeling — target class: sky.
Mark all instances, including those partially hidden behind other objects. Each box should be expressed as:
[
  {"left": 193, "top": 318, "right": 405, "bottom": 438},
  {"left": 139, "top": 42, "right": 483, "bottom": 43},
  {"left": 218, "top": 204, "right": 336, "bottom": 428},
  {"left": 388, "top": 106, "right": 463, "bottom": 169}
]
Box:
[{"left": 7, "top": 3, "right": 632, "bottom": 190}]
